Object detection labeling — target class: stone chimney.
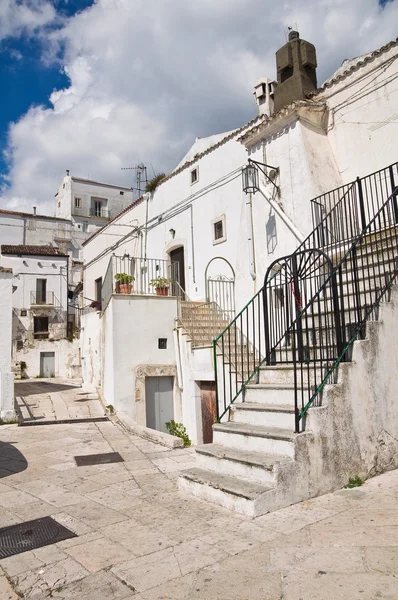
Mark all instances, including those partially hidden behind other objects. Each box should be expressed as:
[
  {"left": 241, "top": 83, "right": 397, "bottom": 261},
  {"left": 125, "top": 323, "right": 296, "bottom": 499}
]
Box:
[
  {"left": 253, "top": 77, "right": 276, "bottom": 117},
  {"left": 273, "top": 30, "right": 318, "bottom": 113}
]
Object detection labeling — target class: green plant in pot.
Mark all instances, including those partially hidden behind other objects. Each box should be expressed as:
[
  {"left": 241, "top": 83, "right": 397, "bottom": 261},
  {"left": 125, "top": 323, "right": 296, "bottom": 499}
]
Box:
[
  {"left": 115, "top": 273, "right": 135, "bottom": 294},
  {"left": 150, "top": 277, "right": 172, "bottom": 296}
]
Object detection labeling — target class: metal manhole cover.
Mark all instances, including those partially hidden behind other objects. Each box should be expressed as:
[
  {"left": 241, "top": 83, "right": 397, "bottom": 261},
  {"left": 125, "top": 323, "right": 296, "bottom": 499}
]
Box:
[
  {"left": 0, "top": 517, "right": 77, "bottom": 559},
  {"left": 74, "top": 452, "right": 124, "bottom": 466}
]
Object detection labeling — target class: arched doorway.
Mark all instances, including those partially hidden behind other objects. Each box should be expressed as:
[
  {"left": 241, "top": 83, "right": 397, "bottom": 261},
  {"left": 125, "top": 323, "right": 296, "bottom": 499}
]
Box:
[{"left": 205, "top": 257, "right": 235, "bottom": 320}]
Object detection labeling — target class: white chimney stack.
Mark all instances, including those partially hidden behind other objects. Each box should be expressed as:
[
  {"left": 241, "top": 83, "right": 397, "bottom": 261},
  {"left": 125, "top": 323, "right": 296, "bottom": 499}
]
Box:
[{"left": 254, "top": 77, "right": 276, "bottom": 117}]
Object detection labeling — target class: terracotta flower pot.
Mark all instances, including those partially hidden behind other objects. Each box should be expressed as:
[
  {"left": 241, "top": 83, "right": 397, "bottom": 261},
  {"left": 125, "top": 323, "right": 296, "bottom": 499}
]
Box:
[
  {"left": 156, "top": 286, "right": 169, "bottom": 296},
  {"left": 116, "top": 283, "right": 133, "bottom": 294}
]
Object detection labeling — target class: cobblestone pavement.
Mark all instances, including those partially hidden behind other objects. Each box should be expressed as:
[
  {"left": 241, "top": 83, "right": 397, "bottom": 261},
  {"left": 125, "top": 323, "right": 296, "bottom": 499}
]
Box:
[
  {"left": 15, "top": 379, "right": 105, "bottom": 423},
  {"left": 0, "top": 407, "right": 397, "bottom": 598}
]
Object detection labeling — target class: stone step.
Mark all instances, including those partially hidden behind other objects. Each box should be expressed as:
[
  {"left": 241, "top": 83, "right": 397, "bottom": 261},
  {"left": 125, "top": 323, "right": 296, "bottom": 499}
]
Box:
[
  {"left": 230, "top": 402, "right": 295, "bottom": 429},
  {"left": 244, "top": 383, "right": 304, "bottom": 407},
  {"left": 194, "top": 443, "right": 287, "bottom": 484},
  {"left": 178, "top": 467, "right": 274, "bottom": 517},
  {"left": 213, "top": 422, "right": 296, "bottom": 457},
  {"left": 259, "top": 364, "right": 324, "bottom": 385}
]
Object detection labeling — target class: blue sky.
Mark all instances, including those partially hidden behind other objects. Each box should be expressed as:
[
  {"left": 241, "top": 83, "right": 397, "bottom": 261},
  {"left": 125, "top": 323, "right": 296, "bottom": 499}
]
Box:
[
  {"left": 0, "top": 0, "right": 397, "bottom": 213},
  {"left": 0, "top": 1, "right": 95, "bottom": 180}
]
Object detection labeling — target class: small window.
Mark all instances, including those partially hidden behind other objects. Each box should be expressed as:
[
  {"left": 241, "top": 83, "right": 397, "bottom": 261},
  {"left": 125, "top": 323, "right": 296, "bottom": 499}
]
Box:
[
  {"left": 274, "top": 287, "right": 285, "bottom": 308},
  {"left": 82, "top": 222, "right": 88, "bottom": 233},
  {"left": 95, "top": 277, "right": 102, "bottom": 304},
  {"left": 212, "top": 215, "right": 226, "bottom": 245},
  {"left": 34, "top": 316, "right": 49, "bottom": 339},
  {"left": 16, "top": 340, "right": 23, "bottom": 350},
  {"left": 58, "top": 201, "right": 61, "bottom": 208},
  {"left": 214, "top": 220, "right": 223, "bottom": 240},
  {"left": 21, "top": 309, "right": 27, "bottom": 317},
  {"left": 191, "top": 167, "right": 199, "bottom": 185},
  {"left": 158, "top": 338, "right": 167, "bottom": 349},
  {"left": 119, "top": 191, "right": 124, "bottom": 195},
  {"left": 75, "top": 197, "right": 82, "bottom": 208}
]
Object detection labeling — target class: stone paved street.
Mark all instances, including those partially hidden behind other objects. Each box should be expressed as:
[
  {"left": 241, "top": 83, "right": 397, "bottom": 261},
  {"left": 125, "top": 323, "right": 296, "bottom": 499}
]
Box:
[
  {"left": 0, "top": 405, "right": 397, "bottom": 598},
  {"left": 15, "top": 379, "right": 105, "bottom": 423}
]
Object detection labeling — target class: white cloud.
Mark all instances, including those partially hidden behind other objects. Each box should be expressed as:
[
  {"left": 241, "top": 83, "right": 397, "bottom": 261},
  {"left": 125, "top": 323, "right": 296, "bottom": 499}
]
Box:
[
  {"left": 0, "top": 0, "right": 56, "bottom": 40},
  {"left": 1, "top": 0, "right": 398, "bottom": 214}
]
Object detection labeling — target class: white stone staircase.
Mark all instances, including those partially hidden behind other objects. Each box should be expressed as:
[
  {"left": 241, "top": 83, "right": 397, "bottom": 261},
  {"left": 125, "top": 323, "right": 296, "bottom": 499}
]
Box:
[
  {"left": 179, "top": 361, "right": 304, "bottom": 517},
  {"left": 179, "top": 223, "right": 398, "bottom": 517}
]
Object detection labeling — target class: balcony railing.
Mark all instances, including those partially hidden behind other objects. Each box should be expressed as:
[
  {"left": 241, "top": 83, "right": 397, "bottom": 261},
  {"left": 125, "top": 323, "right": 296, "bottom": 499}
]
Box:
[
  {"left": 26, "top": 327, "right": 67, "bottom": 341},
  {"left": 102, "top": 255, "right": 183, "bottom": 312},
  {"left": 30, "top": 292, "right": 57, "bottom": 306},
  {"left": 89, "top": 207, "right": 110, "bottom": 219}
]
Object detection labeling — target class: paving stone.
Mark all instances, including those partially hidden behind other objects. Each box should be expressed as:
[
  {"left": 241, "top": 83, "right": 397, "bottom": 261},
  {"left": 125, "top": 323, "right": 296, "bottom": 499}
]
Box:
[
  {"left": 283, "top": 571, "right": 398, "bottom": 600},
  {"left": 0, "top": 574, "right": 19, "bottom": 600},
  {"left": 65, "top": 537, "right": 132, "bottom": 572},
  {"left": 364, "top": 546, "right": 398, "bottom": 574},
  {"left": 269, "top": 545, "right": 366, "bottom": 573},
  {"left": 49, "top": 570, "right": 134, "bottom": 599},
  {"left": 60, "top": 500, "right": 129, "bottom": 529},
  {"left": 0, "top": 550, "right": 44, "bottom": 576},
  {"left": 174, "top": 538, "right": 229, "bottom": 575},
  {"left": 111, "top": 547, "right": 181, "bottom": 592},
  {"left": 193, "top": 563, "right": 282, "bottom": 600},
  {"left": 0, "top": 489, "right": 37, "bottom": 508},
  {"left": 11, "top": 557, "right": 89, "bottom": 598}
]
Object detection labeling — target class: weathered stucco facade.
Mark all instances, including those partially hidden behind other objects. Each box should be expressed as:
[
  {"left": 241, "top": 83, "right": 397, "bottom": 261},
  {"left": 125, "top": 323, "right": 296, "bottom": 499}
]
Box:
[{"left": 81, "top": 36, "right": 398, "bottom": 451}]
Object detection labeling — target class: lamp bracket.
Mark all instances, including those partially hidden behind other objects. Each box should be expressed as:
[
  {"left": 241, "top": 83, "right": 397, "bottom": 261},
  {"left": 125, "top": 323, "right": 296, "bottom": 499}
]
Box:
[{"left": 248, "top": 159, "right": 279, "bottom": 190}]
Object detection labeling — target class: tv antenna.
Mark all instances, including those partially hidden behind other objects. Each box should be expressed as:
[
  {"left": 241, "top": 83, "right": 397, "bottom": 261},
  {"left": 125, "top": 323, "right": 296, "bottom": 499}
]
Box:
[{"left": 121, "top": 163, "right": 148, "bottom": 199}]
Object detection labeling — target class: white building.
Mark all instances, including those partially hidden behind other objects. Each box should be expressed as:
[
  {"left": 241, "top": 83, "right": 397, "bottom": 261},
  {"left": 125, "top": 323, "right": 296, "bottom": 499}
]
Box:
[
  {"left": 55, "top": 172, "right": 134, "bottom": 256},
  {"left": 0, "top": 266, "right": 15, "bottom": 421},
  {"left": 81, "top": 34, "right": 398, "bottom": 454},
  {"left": 0, "top": 245, "right": 80, "bottom": 379}
]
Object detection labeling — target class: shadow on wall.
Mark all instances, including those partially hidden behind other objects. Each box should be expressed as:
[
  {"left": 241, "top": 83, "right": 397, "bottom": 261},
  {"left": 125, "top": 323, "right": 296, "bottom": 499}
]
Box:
[{"left": 0, "top": 441, "right": 28, "bottom": 478}]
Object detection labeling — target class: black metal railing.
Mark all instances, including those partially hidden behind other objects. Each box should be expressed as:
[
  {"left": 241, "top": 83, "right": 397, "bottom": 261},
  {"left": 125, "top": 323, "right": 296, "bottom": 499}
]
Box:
[
  {"left": 291, "top": 188, "right": 398, "bottom": 431},
  {"left": 214, "top": 161, "right": 398, "bottom": 424},
  {"left": 30, "top": 291, "right": 56, "bottom": 306}
]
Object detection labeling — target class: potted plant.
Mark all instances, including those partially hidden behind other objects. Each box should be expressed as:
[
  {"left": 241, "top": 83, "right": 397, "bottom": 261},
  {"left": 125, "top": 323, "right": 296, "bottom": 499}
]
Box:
[
  {"left": 150, "top": 277, "right": 172, "bottom": 296},
  {"left": 115, "top": 273, "right": 135, "bottom": 294}
]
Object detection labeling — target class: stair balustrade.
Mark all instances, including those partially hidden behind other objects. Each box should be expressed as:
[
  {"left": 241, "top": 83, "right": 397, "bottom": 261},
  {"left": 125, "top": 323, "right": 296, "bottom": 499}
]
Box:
[{"left": 215, "top": 161, "right": 398, "bottom": 430}]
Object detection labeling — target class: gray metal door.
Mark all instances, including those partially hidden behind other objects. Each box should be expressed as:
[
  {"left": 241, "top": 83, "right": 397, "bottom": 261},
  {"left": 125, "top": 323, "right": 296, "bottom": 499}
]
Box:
[
  {"left": 145, "top": 376, "right": 174, "bottom": 433},
  {"left": 40, "top": 352, "right": 55, "bottom": 378}
]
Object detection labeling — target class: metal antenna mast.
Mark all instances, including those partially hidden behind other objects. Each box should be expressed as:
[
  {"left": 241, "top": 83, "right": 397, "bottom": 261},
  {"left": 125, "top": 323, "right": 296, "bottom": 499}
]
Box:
[{"left": 121, "top": 163, "right": 148, "bottom": 199}]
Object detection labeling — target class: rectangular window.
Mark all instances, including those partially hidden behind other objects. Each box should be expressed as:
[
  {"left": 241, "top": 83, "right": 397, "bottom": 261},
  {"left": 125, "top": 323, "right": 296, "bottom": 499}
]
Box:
[
  {"left": 75, "top": 197, "right": 82, "bottom": 209},
  {"left": 35, "top": 279, "right": 47, "bottom": 304},
  {"left": 34, "top": 316, "right": 49, "bottom": 339},
  {"left": 212, "top": 215, "right": 227, "bottom": 245},
  {"left": 82, "top": 222, "right": 88, "bottom": 233},
  {"left": 95, "top": 277, "right": 102, "bottom": 304},
  {"left": 158, "top": 338, "right": 167, "bottom": 349},
  {"left": 191, "top": 167, "right": 198, "bottom": 185},
  {"left": 119, "top": 191, "right": 124, "bottom": 195},
  {"left": 214, "top": 220, "right": 223, "bottom": 240}
]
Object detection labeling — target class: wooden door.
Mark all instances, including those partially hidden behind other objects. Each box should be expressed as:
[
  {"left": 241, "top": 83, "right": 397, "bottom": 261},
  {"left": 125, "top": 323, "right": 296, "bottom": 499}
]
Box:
[
  {"left": 170, "top": 247, "right": 185, "bottom": 292},
  {"left": 200, "top": 381, "right": 217, "bottom": 444}
]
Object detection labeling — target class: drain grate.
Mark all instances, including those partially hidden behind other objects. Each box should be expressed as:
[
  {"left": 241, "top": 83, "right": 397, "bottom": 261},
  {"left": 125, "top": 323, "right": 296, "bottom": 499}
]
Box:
[
  {"left": 0, "top": 517, "right": 77, "bottom": 559},
  {"left": 74, "top": 452, "right": 124, "bottom": 466}
]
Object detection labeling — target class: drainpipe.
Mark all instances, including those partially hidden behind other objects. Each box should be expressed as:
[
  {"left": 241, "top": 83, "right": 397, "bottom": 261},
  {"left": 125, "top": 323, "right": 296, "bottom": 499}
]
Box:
[
  {"left": 257, "top": 184, "right": 305, "bottom": 244},
  {"left": 144, "top": 193, "right": 149, "bottom": 260},
  {"left": 173, "top": 327, "right": 183, "bottom": 390},
  {"left": 245, "top": 192, "right": 256, "bottom": 280},
  {"left": 190, "top": 204, "right": 196, "bottom": 283}
]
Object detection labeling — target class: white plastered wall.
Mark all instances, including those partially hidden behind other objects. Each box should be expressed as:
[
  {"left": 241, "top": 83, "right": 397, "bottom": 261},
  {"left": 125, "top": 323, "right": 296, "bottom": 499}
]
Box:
[{"left": 0, "top": 270, "right": 15, "bottom": 421}]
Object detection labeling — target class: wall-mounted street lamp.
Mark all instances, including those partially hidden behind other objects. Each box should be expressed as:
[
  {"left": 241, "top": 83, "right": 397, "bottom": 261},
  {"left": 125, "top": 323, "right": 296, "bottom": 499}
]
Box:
[{"left": 242, "top": 159, "right": 279, "bottom": 194}]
